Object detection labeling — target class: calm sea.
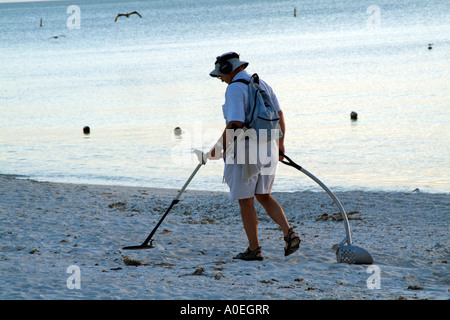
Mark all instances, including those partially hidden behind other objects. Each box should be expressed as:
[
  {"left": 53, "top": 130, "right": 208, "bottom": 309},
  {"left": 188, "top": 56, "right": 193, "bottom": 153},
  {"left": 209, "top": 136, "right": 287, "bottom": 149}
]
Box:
[{"left": 1, "top": 0, "right": 449, "bottom": 193}]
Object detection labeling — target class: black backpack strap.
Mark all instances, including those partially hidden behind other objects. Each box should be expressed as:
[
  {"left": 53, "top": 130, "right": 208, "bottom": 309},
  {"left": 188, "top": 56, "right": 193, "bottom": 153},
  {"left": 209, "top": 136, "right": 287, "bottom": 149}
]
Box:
[
  {"left": 231, "top": 73, "right": 260, "bottom": 85},
  {"left": 230, "top": 78, "right": 249, "bottom": 85}
]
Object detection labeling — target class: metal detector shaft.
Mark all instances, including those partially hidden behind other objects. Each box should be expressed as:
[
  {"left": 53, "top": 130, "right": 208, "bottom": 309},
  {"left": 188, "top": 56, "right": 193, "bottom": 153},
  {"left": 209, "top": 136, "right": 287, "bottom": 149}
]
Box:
[
  {"left": 280, "top": 152, "right": 352, "bottom": 246},
  {"left": 141, "top": 162, "right": 203, "bottom": 246},
  {"left": 123, "top": 161, "right": 204, "bottom": 250}
]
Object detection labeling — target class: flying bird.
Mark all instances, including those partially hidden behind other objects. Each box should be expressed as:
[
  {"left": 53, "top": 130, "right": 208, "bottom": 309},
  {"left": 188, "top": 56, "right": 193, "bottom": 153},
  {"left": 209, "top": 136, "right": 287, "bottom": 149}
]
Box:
[
  {"left": 48, "top": 34, "right": 66, "bottom": 40},
  {"left": 114, "top": 11, "right": 142, "bottom": 22}
]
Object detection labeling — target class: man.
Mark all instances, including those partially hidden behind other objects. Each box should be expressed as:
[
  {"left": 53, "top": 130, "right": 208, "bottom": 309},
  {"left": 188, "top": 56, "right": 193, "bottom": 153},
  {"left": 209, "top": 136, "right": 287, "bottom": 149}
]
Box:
[{"left": 207, "top": 52, "right": 300, "bottom": 261}]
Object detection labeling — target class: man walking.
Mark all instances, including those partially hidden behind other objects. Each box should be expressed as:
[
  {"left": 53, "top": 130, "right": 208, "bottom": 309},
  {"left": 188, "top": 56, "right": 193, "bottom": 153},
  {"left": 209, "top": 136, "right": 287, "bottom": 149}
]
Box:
[{"left": 207, "top": 52, "right": 300, "bottom": 261}]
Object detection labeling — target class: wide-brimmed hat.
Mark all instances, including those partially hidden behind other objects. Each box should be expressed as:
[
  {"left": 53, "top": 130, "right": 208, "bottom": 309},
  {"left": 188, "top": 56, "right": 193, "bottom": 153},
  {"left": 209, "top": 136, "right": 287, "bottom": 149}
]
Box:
[{"left": 209, "top": 52, "right": 249, "bottom": 77}]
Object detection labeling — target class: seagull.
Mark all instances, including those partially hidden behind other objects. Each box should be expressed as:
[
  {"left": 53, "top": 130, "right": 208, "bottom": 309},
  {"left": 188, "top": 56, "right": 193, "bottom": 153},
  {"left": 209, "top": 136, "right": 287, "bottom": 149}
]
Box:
[
  {"left": 114, "top": 11, "right": 142, "bottom": 22},
  {"left": 48, "top": 34, "right": 65, "bottom": 40}
]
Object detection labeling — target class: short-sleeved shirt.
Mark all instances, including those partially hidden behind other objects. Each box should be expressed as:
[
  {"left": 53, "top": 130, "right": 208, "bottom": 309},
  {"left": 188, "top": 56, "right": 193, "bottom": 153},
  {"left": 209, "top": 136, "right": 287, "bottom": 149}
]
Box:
[{"left": 221, "top": 70, "right": 281, "bottom": 200}]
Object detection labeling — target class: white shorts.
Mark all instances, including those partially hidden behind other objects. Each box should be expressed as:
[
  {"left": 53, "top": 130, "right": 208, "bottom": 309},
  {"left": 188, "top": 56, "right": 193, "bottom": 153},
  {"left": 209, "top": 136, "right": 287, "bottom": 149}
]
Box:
[{"left": 224, "top": 163, "right": 276, "bottom": 200}]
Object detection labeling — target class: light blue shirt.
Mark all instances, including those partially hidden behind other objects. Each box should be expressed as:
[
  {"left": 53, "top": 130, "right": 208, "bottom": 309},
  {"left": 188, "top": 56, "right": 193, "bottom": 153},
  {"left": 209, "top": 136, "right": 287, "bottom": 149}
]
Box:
[{"left": 222, "top": 70, "right": 281, "bottom": 125}]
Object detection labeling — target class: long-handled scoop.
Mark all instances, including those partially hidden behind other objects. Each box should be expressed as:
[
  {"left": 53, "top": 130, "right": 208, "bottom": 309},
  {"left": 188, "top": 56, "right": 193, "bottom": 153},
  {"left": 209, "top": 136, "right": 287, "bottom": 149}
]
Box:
[
  {"left": 122, "top": 151, "right": 207, "bottom": 250},
  {"left": 280, "top": 152, "right": 373, "bottom": 264}
]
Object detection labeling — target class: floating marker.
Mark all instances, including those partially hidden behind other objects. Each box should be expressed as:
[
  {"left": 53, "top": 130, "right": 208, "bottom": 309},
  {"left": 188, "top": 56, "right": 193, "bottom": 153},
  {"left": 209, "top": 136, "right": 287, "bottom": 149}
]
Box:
[{"left": 174, "top": 127, "right": 182, "bottom": 135}]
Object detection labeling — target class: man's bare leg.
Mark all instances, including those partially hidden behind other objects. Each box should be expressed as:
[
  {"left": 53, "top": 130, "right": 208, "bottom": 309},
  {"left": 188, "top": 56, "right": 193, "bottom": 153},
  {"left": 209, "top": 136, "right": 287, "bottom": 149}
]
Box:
[
  {"left": 238, "top": 197, "right": 260, "bottom": 251},
  {"left": 255, "top": 193, "right": 290, "bottom": 236},
  {"left": 255, "top": 193, "right": 300, "bottom": 255}
]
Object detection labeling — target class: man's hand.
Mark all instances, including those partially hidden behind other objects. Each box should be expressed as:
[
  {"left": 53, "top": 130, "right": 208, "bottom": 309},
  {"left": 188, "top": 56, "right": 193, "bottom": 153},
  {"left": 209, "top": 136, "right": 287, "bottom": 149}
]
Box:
[
  {"left": 207, "top": 142, "right": 223, "bottom": 160},
  {"left": 278, "top": 144, "right": 285, "bottom": 162}
]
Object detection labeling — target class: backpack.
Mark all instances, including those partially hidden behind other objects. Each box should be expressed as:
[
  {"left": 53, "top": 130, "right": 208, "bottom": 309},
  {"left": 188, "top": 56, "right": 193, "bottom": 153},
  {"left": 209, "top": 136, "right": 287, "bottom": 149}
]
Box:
[{"left": 231, "top": 73, "right": 282, "bottom": 143}]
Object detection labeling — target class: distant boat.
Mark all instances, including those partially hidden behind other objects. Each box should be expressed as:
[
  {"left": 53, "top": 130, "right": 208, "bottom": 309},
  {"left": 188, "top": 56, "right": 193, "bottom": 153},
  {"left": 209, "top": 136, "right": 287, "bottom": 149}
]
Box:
[{"left": 114, "top": 11, "right": 142, "bottom": 22}]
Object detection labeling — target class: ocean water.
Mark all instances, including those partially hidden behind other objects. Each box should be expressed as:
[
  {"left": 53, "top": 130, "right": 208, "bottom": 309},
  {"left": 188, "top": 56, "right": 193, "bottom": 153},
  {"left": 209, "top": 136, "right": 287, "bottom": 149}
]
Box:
[{"left": 1, "top": 0, "right": 449, "bottom": 194}]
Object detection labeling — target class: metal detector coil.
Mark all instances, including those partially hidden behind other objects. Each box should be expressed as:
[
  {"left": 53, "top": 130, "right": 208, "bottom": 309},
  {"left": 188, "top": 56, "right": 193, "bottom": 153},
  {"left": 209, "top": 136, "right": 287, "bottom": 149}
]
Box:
[{"left": 122, "top": 240, "right": 155, "bottom": 250}]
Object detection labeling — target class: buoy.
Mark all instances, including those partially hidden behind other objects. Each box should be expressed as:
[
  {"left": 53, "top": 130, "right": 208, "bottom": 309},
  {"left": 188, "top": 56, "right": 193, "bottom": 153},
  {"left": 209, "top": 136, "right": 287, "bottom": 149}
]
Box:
[
  {"left": 428, "top": 43, "right": 433, "bottom": 50},
  {"left": 174, "top": 127, "right": 182, "bottom": 135},
  {"left": 294, "top": 7, "right": 296, "bottom": 17},
  {"left": 83, "top": 126, "right": 90, "bottom": 135},
  {"left": 40, "top": 18, "right": 43, "bottom": 27},
  {"left": 350, "top": 111, "right": 358, "bottom": 120}
]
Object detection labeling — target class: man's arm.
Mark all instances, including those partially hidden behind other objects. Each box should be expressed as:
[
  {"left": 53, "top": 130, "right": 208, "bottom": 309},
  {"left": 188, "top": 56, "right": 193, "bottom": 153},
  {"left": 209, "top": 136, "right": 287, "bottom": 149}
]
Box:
[
  {"left": 277, "top": 110, "right": 285, "bottom": 161},
  {"left": 208, "top": 121, "right": 244, "bottom": 160},
  {"left": 208, "top": 111, "right": 285, "bottom": 161}
]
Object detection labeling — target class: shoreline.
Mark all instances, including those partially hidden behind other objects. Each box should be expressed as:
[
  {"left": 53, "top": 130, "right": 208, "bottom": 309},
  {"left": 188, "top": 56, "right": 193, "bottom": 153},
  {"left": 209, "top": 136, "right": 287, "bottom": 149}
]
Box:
[
  {"left": 2, "top": 173, "right": 448, "bottom": 196},
  {"left": 0, "top": 174, "right": 448, "bottom": 300}
]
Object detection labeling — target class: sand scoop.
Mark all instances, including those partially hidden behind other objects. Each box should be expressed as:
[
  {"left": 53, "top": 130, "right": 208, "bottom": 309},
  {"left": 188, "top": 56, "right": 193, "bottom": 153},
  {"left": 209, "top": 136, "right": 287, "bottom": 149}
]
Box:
[{"left": 280, "top": 152, "right": 373, "bottom": 264}]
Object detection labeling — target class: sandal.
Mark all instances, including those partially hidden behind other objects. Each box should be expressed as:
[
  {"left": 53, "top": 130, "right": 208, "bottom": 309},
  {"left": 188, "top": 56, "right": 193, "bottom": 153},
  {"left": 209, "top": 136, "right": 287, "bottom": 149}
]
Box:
[
  {"left": 233, "top": 246, "right": 264, "bottom": 261},
  {"left": 284, "top": 228, "right": 300, "bottom": 257}
]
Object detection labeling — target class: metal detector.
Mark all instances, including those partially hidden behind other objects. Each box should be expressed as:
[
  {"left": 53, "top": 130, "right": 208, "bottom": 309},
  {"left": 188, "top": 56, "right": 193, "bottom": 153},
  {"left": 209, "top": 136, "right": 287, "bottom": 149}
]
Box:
[
  {"left": 122, "top": 127, "right": 249, "bottom": 251},
  {"left": 122, "top": 150, "right": 207, "bottom": 250},
  {"left": 280, "top": 152, "right": 373, "bottom": 264}
]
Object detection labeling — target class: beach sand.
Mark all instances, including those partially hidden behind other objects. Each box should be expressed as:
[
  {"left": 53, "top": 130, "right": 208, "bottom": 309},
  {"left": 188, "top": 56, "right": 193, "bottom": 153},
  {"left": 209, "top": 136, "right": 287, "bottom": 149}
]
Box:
[{"left": 0, "top": 174, "right": 448, "bottom": 300}]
